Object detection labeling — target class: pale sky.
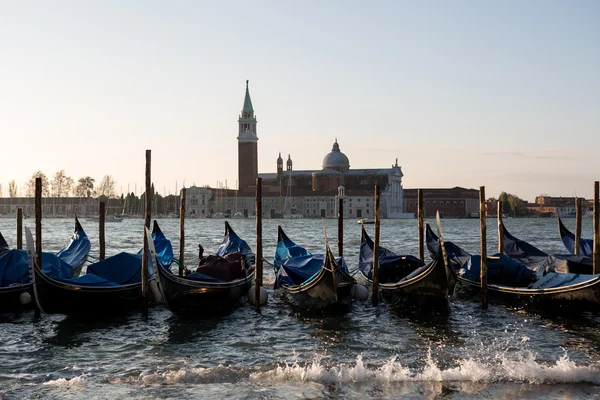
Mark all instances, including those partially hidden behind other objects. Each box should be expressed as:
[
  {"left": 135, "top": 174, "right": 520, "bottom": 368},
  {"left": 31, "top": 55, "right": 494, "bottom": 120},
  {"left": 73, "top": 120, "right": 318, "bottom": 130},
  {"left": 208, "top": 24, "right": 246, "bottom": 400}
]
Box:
[{"left": 1, "top": 1, "right": 598, "bottom": 201}]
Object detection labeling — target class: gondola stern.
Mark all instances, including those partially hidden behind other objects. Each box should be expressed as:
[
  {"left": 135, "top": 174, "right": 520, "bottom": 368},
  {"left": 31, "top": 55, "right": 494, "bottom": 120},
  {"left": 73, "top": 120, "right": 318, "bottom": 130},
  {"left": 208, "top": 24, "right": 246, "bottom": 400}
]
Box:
[
  {"left": 557, "top": 216, "right": 572, "bottom": 239},
  {"left": 0, "top": 231, "right": 9, "bottom": 252},
  {"left": 152, "top": 220, "right": 162, "bottom": 235},
  {"left": 224, "top": 221, "right": 234, "bottom": 237},
  {"left": 277, "top": 225, "right": 291, "bottom": 243},
  {"left": 74, "top": 215, "right": 85, "bottom": 236}
]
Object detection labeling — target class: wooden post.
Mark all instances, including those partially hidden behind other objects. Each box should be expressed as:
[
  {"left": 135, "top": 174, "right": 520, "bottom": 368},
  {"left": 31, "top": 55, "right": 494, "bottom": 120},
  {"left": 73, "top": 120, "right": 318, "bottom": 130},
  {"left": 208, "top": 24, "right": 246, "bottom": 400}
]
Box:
[
  {"left": 16, "top": 208, "right": 23, "bottom": 249},
  {"left": 575, "top": 197, "right": 582, "bottom": 256},
  {"left": 594, "top": 181, "right": 599, "bottom": 275},
  {"left": 479, "top": 186, "right": 488, "bottom": 309},
  {"left": 338, "top": 197, "right": 343, "bottom": 257},
  {"left": 372, "top": 185, "right": 380, "bottom": 306},
  {"left": 142, "top": 150, "right": 152, "bottom": 318},
  {"left": 35, "top": 178, "right": 42, "bottom": 272},
  {"left": 497, "top": 200, "right": 503, "bottom": 253},
  {"left": 418, "top": 189, "right": 424, "bottom": 262},
  {"left": 99, "top": 202, "right": 106, "bottom": 260},
  {"left": 178, "top": 188, "right": 186, "bottom": 276},
  {"left": 255, "top": 178, "right": 263, "bottom": 311}
]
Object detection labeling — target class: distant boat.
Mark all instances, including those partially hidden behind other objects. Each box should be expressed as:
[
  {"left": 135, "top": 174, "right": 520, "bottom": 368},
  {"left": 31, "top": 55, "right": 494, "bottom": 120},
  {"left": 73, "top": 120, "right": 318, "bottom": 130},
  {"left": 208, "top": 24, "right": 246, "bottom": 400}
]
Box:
[
  {"left": 357, "top": 218, "right": 374, "bottom": 225},
  {"left": 88, "top": 215, "right": 123, "bottom": 223},
  {"left": 284, "top": 209, "right": 303, "bottom": 219},
  {"left": 232, "top": 212, "right": 245, "bottom": 219}
]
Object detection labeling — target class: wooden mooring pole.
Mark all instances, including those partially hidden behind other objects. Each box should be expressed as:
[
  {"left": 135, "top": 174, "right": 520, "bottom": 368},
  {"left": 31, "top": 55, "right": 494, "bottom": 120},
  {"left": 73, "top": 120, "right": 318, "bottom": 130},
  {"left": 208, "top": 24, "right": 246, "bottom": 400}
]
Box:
[
  {"left": 372, "top": 185, "right": 380, "bottom": 306},
  {"left": 338, "top": 197, "right": 344, "bottom": 257},
  {"left": 16, "top": 208, "right": 23, "bottom": 249},
  {"left": 99, "top": 202, "right": 106, "bottom": 260},
  {"left": 418, "top": 189, "right": 424, "bottom": 262},
  {"left": 178, "top": 188, "right": 186, "bottom": 276},
  {"left": 35, "top": 178, "right": 42, "bottom": 274},
  {"left": 594, "top": 181, "right": 599, "bottom": 275},
  {"left": 142, "top": 150, "right": 151, "bottom": 319},
  {"left": 497, "top": 200, "right": 503, "bottom": 253},
  {"left": 480, "top": 186, "right": 488, "bottom": 309},
  {"left": 255, "top": 178, "right": 263, "bottom": 311},
  {"left": 575, "top": 197, "right": 582, "bottom": 256}
]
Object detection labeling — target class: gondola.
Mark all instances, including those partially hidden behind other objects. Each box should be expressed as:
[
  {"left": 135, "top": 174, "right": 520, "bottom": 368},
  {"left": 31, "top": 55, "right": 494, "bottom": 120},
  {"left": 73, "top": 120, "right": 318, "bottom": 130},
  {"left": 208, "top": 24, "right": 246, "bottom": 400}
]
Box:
[
  {"left": 153, "top": 221, "right": 255, "bottom": 314},
  {"left": 359, "top": 225, "right": 455, "bottom": 306},
  {"left": 0, "top": 216, "right": 90, "bottom": 310},
  {"left": 501, "top": 222, "right": 592, "bottom": 274},
  {"left": 557, "top": 216, "right": 594, "bottom": 257},
  {"left": 273, "top": 226, "right": 356, "bottom": 311},
  {"left": 426, "top": 224, "right": 600, "bottom": 307},
  {"left": 28, "top": 221, "right": 171, "bottom": 315}
]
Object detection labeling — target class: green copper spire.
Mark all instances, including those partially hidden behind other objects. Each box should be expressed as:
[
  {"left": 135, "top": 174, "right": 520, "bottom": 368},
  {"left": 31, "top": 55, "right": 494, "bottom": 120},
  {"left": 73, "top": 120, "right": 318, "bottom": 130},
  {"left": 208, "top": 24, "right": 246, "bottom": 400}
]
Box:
[{"left": 243, "top": 79, "right": 254, "bottom": 113}]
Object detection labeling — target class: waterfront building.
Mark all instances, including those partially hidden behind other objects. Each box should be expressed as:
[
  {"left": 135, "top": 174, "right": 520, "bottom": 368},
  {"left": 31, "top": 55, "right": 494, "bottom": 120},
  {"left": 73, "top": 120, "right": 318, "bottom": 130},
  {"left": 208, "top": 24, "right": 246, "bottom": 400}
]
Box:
[
  {"left": 184, "top": 81, "right": 413, "bottom": 219},
  {"left": 403, "top": 187, "right": 480, "bottom": 218}
]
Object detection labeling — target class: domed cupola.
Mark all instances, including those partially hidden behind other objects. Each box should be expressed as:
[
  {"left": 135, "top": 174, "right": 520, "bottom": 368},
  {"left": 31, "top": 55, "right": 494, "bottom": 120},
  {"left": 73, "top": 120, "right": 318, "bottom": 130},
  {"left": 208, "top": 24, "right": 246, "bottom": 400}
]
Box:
[{"left": 322, "top": 138, "right": 350, "bottom": 172}]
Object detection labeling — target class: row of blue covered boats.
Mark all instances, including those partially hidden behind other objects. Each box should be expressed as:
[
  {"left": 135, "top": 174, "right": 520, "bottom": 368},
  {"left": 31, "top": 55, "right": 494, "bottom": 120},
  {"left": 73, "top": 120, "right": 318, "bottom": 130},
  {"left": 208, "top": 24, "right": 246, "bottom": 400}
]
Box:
[{"left": 0, "top": 215, "right": 598, "bottom": 316}]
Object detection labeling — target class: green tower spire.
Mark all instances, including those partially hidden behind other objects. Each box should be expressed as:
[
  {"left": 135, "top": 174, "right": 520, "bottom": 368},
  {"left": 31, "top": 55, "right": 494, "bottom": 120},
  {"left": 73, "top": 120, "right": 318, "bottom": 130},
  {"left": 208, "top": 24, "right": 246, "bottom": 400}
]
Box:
[{"left": 243, "top": 79, "right": 254, "bottom": 113}]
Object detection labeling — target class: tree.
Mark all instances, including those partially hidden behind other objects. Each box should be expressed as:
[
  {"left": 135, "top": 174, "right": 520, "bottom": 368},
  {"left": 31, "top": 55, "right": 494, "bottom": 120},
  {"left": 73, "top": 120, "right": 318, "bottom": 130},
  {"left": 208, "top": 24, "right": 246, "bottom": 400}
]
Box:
[
  {"left": 74, "top": 177, "right": 95, "bottom": 197},
  {"left": 8, "top": 180, "right": 18, "bottom": 197},
  {"left": 97, "top": 175, "right": 117, "bottom": 198},
  {"left": 51, "top": 170, "right": 74, "bottom": 197},
  {"left": 26, "top": 171, "right": 50, "bottom": 197}
]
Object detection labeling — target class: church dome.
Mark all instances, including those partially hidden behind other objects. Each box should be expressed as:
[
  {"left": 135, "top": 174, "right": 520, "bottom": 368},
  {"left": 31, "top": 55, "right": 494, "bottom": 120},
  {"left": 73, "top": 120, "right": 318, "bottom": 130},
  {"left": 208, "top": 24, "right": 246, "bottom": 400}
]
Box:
[{"left": 322, "top": 139, "right": 350, "bottom": 171}]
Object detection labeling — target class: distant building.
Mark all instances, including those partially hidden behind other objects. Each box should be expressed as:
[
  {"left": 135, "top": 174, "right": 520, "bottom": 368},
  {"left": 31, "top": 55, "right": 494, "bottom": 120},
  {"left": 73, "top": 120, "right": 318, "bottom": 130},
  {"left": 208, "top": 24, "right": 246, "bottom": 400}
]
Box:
[
  {"left": 184, "top": 81, "right": 413, "bottom": 219},
  {"left": 403, "top": 187, "right": 480, "bottom": 218},
  {"left": 0, "top": 197, "right": 123, "bottom": 218}
]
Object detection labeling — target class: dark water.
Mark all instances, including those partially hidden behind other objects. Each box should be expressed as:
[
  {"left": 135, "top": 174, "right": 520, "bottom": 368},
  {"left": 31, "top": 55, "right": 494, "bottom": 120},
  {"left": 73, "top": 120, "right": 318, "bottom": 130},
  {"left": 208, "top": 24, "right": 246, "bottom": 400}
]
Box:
[{"left": 0, "top": 217, "right": 599, "bottom": 399}]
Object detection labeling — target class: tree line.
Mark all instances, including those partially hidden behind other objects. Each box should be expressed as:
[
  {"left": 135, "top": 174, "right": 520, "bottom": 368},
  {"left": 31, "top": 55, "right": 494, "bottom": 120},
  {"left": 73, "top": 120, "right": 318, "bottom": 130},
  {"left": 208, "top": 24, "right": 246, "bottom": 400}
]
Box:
[{"left": 1, "top": 171, "right": 117, "bottom": 198}]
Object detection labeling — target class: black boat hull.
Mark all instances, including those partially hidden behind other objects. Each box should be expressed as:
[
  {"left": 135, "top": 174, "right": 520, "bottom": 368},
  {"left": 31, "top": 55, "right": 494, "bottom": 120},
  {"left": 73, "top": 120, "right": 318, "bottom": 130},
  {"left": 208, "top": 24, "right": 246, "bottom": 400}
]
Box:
[
  {"left": 457, "top": 276, "right": 600, "bottom": 309},
  {"left": 0, "top": 284, "right": 33, "bottom": 310},
  {"left": 32, "top": 265, "right": 144, "bottom": 315},
  {"left": 362, "top": 249, "right": 456, "bottom": 306},
  {"left": 158, "top": 265, "right": 254, "bottom": 314},
  {"left": 280, "top": 267, "right": 355, "bottom": 312}
]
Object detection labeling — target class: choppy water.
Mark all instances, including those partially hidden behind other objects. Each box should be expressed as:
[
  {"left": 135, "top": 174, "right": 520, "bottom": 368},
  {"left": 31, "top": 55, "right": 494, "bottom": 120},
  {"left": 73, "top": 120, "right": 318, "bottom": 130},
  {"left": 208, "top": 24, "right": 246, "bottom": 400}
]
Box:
[{"left": 0, "top": 217, "right": 599, "bottom": 399}]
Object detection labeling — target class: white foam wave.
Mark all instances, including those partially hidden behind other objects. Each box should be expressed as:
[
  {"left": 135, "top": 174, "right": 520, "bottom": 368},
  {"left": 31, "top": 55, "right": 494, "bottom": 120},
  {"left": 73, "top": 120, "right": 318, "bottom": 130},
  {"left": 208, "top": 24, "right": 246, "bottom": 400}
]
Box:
[
  {"left": 109, "top": 351, "right": 600, "bottom": 387},
  {"left": 43, "top": 375, "right": 87, "bottom": 386},
  {"left": 252, "top": 352, "right": 600, "bottom": 385}
]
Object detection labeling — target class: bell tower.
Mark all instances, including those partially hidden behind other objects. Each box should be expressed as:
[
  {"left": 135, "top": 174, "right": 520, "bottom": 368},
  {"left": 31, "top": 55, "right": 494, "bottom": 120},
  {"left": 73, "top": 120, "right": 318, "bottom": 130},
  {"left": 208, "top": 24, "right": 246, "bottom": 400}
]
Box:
[{"left": 237, "top": 80, "right": 258, "bottom": 193}]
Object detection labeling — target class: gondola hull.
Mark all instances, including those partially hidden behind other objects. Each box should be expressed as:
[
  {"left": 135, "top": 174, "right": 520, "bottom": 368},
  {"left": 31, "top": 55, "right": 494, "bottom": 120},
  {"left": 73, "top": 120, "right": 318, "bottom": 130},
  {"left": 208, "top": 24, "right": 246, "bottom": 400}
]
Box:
[
  {"left": 362, "top": 249, "right": 456, "bottom": 306},
  {"left": 157, "top": 265, "right": 254, "bottom": 314},
  {"left": 0, "top": 284, "right": 33, "bottom": 310},
  {"left": 281, "top": 267, "right": 355, "bottom": 311},
  {"left": 456, "top": 275, "right": 600, "bottom": 309},
  {"left": 32, "top": 265, "right": 144, "bottom": 314}
]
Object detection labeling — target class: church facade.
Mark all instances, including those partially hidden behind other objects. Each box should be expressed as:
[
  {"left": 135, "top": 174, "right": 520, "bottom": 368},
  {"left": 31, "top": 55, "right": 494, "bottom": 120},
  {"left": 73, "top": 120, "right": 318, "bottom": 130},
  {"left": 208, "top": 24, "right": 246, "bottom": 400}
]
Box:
[{"left": 184, "top": 82, "right": 413, "bottom": 219}]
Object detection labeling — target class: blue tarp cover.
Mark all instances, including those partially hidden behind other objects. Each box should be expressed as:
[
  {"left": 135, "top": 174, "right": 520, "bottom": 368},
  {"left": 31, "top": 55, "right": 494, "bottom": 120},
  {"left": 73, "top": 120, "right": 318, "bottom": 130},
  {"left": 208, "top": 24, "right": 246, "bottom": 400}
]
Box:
[
  {"left": 559, "top": 219, "right": 594, "bottom": 257},
  {"left": 274, "top": 232, "right": 347, "bottom": 288},
  {"left": 460, "top": 254, "right": 537, "bottom": 287},
  {"left": 76, "top": 252, "right": 155, "bottom": 286},
  {"left": 502, "top": 224, "right": 592, "bottom": 275},
  {"left": 56, "top": 230, "right": 91, "bottom": 270},
  {"left": 0, "top": 222, "right": 90, "bottom": 288},
  {"left": 359, "top": 229, "right": 424, "bottom": 283},
  {"left": 216, "top": 225, "right": 252, "bottom": 257},
  {"left": 137, "top": 224, "right": 174, "bottom": 267},
  {"left": 528, "top": 272, "right": 599, "bottom": 289},
  {"left": 1, "top": 250, "right": 85, "bottom": 287}
]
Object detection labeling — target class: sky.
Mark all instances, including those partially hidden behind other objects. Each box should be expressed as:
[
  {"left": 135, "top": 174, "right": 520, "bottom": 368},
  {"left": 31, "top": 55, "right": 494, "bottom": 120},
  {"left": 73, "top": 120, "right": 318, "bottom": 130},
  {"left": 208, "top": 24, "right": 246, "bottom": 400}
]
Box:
[{"left": 0, "top": 1, "right": 598, "bottom": 201}]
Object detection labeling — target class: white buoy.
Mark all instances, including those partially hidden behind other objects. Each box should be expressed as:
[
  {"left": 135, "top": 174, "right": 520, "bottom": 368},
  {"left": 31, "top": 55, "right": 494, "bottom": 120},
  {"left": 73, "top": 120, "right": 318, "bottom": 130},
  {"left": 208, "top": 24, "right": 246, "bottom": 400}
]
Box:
[
  {"left": 247, "top": 286, "right": 268, "bottom": 306},
  {"left": 352, "top": 284, "right": 369, "bottom": 301},
  {"left": 19, "top": 292, "right": 32, "bottom": 305},
  {"left": 149, "top": 280, "right": 163, "bottom": 304}
]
